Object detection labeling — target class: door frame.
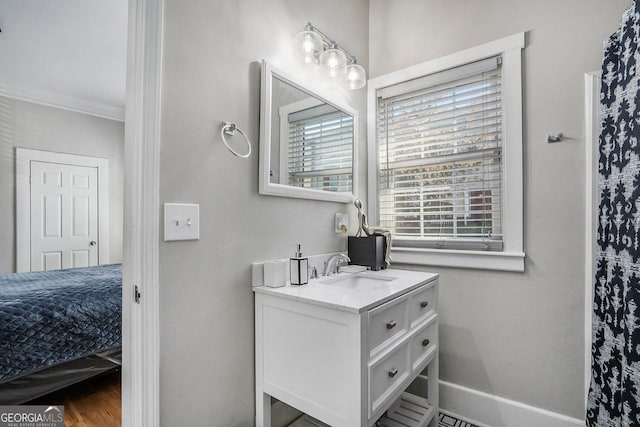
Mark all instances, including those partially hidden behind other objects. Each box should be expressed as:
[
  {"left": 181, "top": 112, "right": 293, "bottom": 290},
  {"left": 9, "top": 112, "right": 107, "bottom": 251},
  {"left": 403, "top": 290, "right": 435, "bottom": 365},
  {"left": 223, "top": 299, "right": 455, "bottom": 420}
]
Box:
[
  {"left": 15, "top": 147, "right": 110, "bottom": 272},
  {"left": 584, "top": 71, "right": 600, "bottom": 409},
  {"left": 122, "top": 0, "right": 163, "bottom": 425}
]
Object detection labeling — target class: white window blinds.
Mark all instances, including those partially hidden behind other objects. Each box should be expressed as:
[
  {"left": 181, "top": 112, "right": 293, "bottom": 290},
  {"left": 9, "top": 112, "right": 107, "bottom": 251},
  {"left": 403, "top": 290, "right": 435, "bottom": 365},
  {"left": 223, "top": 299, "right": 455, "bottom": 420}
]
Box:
[
  {"left": 287, "top": 104, "right": 353, "bottom": 192},
  {"left": 376, "top": 56, "right": 503, "bottom": 251}
]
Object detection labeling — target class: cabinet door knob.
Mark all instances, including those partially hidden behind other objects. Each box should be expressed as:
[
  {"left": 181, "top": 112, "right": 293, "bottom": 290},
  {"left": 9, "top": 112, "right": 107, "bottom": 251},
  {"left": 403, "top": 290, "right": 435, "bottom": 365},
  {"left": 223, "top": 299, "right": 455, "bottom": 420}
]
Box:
[
  {"left": 388, "top": 368, "right": 398, "bottom": 378},
  {"left": 420, "top": 301, "right": 429, "bottom": 308},
  {"left": 386, "top": 320, "right": 397, "bottom": 330},
  {"left": 89, "top": 241, "right": 97, "bottom": 246},
  {"left": 422, "top": 339, "right": 430, "bottom": 347}
]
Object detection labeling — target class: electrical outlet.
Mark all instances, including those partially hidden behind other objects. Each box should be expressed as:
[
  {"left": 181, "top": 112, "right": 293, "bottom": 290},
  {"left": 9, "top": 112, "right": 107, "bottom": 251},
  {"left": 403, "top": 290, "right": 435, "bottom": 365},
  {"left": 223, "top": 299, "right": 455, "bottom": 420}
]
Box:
[{"left": 335, "top": 213, "right": 348, "bottom": 234}]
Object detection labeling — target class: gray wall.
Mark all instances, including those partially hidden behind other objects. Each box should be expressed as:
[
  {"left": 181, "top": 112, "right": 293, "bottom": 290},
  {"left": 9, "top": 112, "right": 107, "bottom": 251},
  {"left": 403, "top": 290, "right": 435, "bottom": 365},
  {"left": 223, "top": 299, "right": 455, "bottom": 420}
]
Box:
[
  {"left": 158, "top": 1, "right": 368, "bottom": 425},
  {"left": 369, "top": 0, "right": 627, "bottom": 419},
  {"left": 0, "top": 96, "right": 124, "bottom": 273}
]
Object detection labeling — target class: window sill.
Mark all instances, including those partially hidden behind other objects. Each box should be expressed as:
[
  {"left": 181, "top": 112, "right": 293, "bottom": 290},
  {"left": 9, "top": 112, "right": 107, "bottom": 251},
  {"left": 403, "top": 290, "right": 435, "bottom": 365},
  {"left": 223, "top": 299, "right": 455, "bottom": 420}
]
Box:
[{"left": 391, "top": 247, "right": 525, "bottom": 272}]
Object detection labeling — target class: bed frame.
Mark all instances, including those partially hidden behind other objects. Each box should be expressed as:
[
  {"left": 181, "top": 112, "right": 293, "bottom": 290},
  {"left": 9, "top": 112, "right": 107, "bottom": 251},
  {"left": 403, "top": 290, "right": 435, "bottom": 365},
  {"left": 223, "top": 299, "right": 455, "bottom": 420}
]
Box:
[{"left": 0, "top": 348, "right": 121, "bottom": 404}]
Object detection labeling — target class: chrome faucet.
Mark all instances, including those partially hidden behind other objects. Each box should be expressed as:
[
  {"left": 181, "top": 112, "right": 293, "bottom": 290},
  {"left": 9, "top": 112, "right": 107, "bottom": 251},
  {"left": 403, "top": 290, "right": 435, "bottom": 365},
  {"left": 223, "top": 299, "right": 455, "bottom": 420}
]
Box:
[{"left": 323, "top": 254, "right": 351, "bottom": 276}]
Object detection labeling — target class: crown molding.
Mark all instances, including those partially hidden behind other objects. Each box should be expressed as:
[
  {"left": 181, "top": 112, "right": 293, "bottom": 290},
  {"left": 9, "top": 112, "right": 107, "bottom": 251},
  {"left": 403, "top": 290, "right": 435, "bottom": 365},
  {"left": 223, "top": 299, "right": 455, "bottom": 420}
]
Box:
[{"left": 0, "top": 83, "right": 125, "bottom": 122}]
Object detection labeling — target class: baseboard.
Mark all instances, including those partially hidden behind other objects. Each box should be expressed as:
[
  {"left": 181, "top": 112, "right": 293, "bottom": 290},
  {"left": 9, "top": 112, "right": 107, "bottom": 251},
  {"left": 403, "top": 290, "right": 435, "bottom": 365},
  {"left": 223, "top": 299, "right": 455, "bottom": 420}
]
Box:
[{"left": 439, "top": 380, "right": 584, "bottom": 427}]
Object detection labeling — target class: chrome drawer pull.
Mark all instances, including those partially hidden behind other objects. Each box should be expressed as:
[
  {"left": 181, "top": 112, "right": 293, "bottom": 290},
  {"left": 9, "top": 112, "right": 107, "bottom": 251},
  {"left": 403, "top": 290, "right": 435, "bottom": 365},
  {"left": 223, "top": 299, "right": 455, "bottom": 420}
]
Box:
[
  {"left": 420, "top": 301, "right": 429, "bottom": 308},
  {"left": 388, "top": 368, "right": 398, "bottom": 378},
  {"left": 422, "top": 339, "right": 430, "bottom": 347},
  {"left": 386, "top": 321, "right": 397, "bottom": 330}
]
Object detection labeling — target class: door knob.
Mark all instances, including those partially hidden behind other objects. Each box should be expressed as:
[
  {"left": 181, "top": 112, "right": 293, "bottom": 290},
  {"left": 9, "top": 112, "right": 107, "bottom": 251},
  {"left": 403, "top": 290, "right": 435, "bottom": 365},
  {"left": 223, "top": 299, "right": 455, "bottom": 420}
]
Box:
[{"left": 89, "top": 241, "right": 97, "bottom": 246}]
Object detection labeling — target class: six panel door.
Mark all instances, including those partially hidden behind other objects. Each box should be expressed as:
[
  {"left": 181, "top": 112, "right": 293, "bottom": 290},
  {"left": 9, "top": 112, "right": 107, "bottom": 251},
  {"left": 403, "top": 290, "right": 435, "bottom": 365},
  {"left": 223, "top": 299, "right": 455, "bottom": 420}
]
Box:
[{"left": 30, "top": 161, "right": 99, "bottom": 271}]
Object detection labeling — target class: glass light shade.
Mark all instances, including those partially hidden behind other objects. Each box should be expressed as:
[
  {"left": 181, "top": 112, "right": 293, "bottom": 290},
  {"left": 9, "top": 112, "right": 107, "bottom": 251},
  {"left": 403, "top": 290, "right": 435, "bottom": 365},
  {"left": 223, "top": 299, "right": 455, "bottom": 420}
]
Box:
[
  {"left": 320, "top": 48, "right": 347, "bottom": 78},
  {"left": 343, "top": 63, "right": 366, "bottom": 90},
  {"left": 293, "top": 30, "right": 323, "bottom": 64}
]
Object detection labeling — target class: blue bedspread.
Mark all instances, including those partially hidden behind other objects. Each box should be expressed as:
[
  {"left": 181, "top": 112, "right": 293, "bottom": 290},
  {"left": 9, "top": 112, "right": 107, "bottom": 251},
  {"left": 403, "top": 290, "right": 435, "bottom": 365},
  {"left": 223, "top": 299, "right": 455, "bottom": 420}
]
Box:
[{"left": 0, "top": 264, "right": 122, "bottom": 383}]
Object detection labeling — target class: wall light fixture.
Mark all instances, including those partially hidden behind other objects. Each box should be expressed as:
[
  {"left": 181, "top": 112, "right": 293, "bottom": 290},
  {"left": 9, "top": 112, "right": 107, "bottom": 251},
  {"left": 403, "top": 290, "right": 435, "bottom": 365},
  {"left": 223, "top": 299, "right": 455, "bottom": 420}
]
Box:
[{"left": 294, "top": 22, "right": 366, "bottom": 90}]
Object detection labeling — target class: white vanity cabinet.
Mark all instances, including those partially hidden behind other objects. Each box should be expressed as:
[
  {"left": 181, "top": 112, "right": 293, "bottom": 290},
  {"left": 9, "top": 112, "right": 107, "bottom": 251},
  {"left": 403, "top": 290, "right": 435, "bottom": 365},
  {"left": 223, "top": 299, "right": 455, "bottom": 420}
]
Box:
[{"left": 254, "top": 269, "right": 439, "bottom": 427}]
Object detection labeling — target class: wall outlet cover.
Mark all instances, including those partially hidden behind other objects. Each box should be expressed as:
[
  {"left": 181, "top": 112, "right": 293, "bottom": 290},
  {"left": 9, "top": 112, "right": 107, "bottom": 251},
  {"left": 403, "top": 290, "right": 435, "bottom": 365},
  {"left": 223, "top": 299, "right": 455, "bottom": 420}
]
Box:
[{"left": 335, "top": 212, "right": 349, "bottom": 234}]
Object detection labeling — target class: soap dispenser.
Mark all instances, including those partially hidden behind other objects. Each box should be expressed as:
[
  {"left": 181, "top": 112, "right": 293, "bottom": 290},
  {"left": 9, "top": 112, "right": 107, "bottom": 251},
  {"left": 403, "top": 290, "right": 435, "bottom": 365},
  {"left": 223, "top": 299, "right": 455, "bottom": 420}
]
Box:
[{"left": 290, "top": 244, "right": 309, "bottom": 285}]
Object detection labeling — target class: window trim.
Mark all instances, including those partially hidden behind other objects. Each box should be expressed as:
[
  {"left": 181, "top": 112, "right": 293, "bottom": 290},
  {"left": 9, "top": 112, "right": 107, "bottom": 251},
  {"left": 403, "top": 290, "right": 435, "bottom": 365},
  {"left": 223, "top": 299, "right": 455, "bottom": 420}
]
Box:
[{"left": 367, "top": 32, "right": 525, "bottom": 272}]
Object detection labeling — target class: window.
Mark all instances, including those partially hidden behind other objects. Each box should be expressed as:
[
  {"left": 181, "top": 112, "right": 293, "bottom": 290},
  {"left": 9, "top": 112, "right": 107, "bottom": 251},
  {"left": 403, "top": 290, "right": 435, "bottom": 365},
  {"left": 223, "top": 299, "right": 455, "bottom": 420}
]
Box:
[
  {"left": 280, "top": 99, "right": 354, "bottom": 193},
  {"left": 367, "top": 33, "right": 525, "bottom": 271},
  {"left": 377, "top": 57, "right": 502, "bottom": 250}
]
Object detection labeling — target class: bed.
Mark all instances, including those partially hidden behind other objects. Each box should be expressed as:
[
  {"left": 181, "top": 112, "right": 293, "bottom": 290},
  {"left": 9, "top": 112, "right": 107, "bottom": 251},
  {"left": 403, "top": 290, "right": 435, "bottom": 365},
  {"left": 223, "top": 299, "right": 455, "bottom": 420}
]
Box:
[{"left": 0, "top": 263, "right": 122, "bottom": 403}]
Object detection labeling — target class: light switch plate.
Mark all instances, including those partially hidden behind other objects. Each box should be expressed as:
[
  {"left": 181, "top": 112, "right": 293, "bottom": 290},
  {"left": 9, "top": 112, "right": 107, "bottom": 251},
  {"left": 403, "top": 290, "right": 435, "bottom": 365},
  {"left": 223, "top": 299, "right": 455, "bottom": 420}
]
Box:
[{"left": 164, "top": 203, "right": 200, "bottom": 241}]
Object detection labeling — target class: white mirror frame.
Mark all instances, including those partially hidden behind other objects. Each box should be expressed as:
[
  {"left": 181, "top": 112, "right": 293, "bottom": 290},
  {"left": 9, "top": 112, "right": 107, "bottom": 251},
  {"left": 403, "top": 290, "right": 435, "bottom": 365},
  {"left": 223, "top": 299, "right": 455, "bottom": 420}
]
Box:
[{"left": 259, "top": 60, "right": 358, "bottom": 203}]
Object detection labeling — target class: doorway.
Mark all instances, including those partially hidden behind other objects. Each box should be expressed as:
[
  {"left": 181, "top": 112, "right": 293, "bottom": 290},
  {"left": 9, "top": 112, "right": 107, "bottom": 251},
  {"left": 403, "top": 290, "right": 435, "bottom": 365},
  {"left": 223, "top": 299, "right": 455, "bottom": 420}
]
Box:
[
  {"left": 0, "top": 1, "right": 133, "bottom": 424},
  {"left": 0, "top": 0, "right": 163, "bottom": 427}
]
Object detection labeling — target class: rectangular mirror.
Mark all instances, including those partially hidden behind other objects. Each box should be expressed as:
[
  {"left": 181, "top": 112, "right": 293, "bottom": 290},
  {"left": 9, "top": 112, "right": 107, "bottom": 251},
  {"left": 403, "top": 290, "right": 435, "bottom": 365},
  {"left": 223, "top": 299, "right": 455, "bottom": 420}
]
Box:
[{"left": 259, "top": 61, "right": 358, "bottom": 203}]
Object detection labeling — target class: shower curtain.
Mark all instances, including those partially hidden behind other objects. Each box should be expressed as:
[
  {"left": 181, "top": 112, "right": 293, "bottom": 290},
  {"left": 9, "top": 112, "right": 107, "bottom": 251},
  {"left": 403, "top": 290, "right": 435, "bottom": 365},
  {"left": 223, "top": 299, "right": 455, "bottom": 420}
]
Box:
[{"left": 587, "top": 2, "right": 640, "bottom": 425}]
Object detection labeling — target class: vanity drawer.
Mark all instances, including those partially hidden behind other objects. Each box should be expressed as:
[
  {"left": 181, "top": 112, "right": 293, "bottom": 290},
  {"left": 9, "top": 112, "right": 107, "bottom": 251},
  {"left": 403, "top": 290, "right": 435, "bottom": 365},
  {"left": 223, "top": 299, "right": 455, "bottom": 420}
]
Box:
[
  {"left": 369, "top": 341, "right": 410, "bottom": 415},
  {"left": 409, "top": 282, "right": 436, "bottom": 328},
  {"left": 368, "top": 297, "right": 409, "bottom": 355},
  {"left": 410, "top": 316, "right": 437, "bottom": 372}
]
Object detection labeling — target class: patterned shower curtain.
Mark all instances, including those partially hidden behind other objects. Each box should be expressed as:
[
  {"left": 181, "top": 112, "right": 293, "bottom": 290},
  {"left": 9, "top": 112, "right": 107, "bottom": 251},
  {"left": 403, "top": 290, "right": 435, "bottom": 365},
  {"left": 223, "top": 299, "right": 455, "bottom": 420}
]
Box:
[{"left": 587, "top": 2, "right": 640, "bottom": 425}]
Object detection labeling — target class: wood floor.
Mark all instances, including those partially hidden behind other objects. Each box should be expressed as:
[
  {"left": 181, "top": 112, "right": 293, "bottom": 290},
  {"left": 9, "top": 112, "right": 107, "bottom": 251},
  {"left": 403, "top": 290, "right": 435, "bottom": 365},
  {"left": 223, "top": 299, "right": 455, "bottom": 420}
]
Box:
[{"left": 28, "top": 371, "right": 121, "bottom": 427}]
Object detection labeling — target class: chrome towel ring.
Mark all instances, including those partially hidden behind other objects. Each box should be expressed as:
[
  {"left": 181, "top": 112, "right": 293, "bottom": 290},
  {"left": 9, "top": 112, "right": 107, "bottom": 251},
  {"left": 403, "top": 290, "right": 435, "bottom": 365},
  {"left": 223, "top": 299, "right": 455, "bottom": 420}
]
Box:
[{"left": 220, "top": 121, "right": 252, "bottom": 158}]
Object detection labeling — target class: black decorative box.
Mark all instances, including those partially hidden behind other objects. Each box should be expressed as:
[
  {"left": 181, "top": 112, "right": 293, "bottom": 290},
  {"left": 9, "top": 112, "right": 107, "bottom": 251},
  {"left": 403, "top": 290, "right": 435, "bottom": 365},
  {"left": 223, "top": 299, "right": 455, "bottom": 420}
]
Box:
[{"left": 348, "top": 236, "right": 386, "bottom": 271}]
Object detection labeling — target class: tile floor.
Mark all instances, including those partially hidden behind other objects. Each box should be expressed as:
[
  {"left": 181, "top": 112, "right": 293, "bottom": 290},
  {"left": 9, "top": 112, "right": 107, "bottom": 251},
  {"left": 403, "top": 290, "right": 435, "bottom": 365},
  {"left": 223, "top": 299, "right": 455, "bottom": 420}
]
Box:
[{"left": 439, "top": 412, "right": 480, "bottom": 427}]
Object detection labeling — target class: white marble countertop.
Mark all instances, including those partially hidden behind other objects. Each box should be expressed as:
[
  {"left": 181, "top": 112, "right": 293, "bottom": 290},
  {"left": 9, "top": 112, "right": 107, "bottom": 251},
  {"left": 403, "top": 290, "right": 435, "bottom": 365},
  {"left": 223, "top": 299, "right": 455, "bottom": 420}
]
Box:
[{"left": 253, "top": 268, "right": 438, "bottom": 313}]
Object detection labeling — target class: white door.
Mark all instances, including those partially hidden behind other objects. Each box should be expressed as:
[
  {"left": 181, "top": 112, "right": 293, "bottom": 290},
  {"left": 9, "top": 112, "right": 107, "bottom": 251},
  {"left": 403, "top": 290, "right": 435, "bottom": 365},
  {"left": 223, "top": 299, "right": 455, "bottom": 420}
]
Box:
[{"left": 30, "top": 161, "right": 99, "bottom": 271}]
